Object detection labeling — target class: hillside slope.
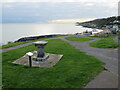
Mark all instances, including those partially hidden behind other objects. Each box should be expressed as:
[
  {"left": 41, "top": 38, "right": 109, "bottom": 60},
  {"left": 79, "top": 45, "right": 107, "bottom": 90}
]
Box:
[{"left": 78, "top": 16, "right": 119, "bottom": 29}]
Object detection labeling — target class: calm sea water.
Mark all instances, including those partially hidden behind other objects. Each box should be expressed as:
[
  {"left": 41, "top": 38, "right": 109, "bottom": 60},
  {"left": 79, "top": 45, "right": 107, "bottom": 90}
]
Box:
[{"left": 1, "top": 23, "right": 93, "bottom": 44}]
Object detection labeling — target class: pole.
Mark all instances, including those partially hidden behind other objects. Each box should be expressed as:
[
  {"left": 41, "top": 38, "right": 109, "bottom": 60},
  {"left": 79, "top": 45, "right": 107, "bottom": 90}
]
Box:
[{"left": 29, "top": 56, "right": 32, "bottom": 67}]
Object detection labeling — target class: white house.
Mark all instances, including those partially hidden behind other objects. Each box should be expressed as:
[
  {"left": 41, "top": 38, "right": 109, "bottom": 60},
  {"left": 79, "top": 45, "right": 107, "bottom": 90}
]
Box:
[
  {"left": 112, "top": 24, "right": 119, "bottom": 31},
  {"left": 91, "top": 29, "right": 103, "bottom": 36},
  {"left": 112, "top": 20, "right": 119, "bottom": 31}
]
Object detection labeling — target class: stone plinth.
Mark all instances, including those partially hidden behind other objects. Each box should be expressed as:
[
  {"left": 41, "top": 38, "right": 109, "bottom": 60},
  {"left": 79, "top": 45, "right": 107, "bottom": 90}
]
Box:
[
  {"left": 33, "top": 41, "right": 48, "bottom": 61},
  {"left": 12, "top": 51, "right": 63, "bottom": 67}
]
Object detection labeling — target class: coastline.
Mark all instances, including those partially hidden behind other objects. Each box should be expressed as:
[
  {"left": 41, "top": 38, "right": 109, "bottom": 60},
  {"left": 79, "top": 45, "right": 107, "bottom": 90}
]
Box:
[
  {"left": 2, "top": 23, "right": 94, "bottom": 44},
  {"left": 1, "top": 34, "right": 65, "bottom": 49},
  {"left": 15, "top": 34, "right": 63, "bottom": 42},
  {"left": 75, "top": 23, "right": 102, "bottom": 30}
]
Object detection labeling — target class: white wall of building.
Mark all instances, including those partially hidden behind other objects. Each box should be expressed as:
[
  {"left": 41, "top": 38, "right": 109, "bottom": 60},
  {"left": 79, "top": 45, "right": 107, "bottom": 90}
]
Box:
[{"left": 113, "top": 24, "right": 118, "bottom": 31}]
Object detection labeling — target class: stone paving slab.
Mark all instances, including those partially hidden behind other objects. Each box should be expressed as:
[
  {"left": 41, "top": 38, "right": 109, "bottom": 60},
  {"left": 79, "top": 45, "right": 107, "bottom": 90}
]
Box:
[{"left": 12, "top": 51, "right": 63, "bottom": 67}]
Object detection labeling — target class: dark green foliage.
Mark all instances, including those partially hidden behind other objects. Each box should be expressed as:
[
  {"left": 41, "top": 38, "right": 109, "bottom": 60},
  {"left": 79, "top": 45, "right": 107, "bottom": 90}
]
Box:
[{"left": 80, "top": 16, "right": 119, "bottom": 29}]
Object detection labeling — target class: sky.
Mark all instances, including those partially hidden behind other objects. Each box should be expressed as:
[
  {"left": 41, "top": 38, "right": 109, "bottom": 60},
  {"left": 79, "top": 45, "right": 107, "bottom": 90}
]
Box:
[{"left": 1, "top": 0, "right": 119, "bottom": 23}]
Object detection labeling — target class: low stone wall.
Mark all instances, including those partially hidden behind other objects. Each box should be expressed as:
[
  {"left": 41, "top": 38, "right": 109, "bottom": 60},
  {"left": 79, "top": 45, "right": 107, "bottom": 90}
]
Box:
[{"left": 15, "top": 34, "right": 62, "bottom": 42}]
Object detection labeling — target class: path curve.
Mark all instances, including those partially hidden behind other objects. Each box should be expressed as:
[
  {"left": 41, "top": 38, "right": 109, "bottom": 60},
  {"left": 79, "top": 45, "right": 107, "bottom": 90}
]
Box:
[
  {"left": 0, "top": 38, "right": 56, "bottom": 53},
  {"left": 58, "top": 35, "right": 118, "bottom": 88},
  {"left": 113, "top": 36, "right": 118, "bottom": 43},
  {"left": 1, "top": 35, "right": 119, "bottom": 88}
]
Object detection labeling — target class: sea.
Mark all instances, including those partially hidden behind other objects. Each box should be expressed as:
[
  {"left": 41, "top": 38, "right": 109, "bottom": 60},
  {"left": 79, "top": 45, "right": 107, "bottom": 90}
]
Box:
[{"left": 0, "top": 23, "right": 94, "bottom": 45}]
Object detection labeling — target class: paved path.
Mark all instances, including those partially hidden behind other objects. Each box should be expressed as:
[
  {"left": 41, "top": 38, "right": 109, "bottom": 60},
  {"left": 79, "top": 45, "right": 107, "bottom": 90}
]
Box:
[
  {"left": 0, "top": 38, "right": 56, "bottom": 53},
  {"left": 0, "top": 42, "right": 33, "bottom": 53},
  {"left": 113, "top": 36, "right": 118, "bottom": 43},
  {"left": 1, "top": 35, "right": 119, "bottom": 88},
  {"left": 58, "top": 36, "right": 118, "bottom": 88}
]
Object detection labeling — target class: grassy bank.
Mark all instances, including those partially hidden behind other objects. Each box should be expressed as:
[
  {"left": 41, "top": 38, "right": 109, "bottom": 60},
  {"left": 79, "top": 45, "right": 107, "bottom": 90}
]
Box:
[
  {"left": 119, "top": 36, "right": 120, "bottom": 40},
  {"left": 89, "top": 36, "right": 104, "bottom": 38},
  {"left": 2, "top": 39, "right": 104, "bottom": 88},
  {"left": 1, "top": 38, "right": 45, "bottom": 49},
  {"left": 90, "top": 36, "right": 118, "bottom": 48},
  {"left": 1, "top": 35, "right": 64, "bottom": 49},
  {"left": 65, "top": 37, "right": 94, "bottom": 42},
  {"left": 0, "top": 53, "right": 2, "bottom": 90}
]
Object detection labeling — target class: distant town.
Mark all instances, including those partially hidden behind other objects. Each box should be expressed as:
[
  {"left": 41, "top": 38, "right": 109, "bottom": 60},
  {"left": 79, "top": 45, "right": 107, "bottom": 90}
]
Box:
[{"left": 75, "top": 16, "right": 119, "bottom": 37}]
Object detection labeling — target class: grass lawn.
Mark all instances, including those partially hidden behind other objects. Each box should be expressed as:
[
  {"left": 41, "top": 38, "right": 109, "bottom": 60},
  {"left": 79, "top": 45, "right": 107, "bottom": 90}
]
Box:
[
  {"left": 119, "top": 36, "right": 120, "bottom": 40},
  {"left": 1, "top": 35, "right": 64, "bottom": 49},
  {"left": 89, "top": 36, "right": 104, "bottom": 38},
  {"left": 1, "top": 38, "right": 47, "bottom": 49},
  {"left": 0, "top": 53, "right": 2, "bottom": 90},
  {"left": 65, "top": 37, "right": 94, "bottom": 42},
  {"left": 1, "top": 40, "right": 33, "bottom": 49},
  {"left": 90, "top": 36, "right": 118, "bottom": 48},
  {"left": 2, "top": 39, "right": 104, "bottom": 88}
]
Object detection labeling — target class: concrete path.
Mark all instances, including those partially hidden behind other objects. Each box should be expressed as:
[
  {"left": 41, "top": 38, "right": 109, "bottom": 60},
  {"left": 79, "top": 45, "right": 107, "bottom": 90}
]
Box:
[
  {"left": 1, "top": 35, "right": 119, "bottom": 88},
  {"left": 58, "top": 36, "right": 118, "bottom": 88},
  {"left": 0, "top": 42, "right": 33, "bottom": 53},
  {"left": 85, "top": 71, "right": 118, "bottom": 88},
  {"left": 113, "top": 36, "right": 118, "bottom": 43},
  {"left": 0, "top": 38, "right": 55, "bottom": 53}
]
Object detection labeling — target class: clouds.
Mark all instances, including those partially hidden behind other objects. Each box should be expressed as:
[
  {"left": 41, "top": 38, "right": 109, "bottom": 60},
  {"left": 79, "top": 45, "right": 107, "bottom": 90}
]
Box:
[
  {"left": 50, "top": 18, "right": 97, "bottom": 23},
  {"left": 84, "top": 3, "right": 94, "bottom": 6},
  {"left": 2, "top": 0, "right": 119, "bottom": 3},
  {"left": 2, "top": 2, "right": 118, "bottom": 23},
  {"left": 2, "top": 0, "right": 118, "bottom": 10},
  {"left": 3, "top": 4, "right": 12, "bottom": 8}
]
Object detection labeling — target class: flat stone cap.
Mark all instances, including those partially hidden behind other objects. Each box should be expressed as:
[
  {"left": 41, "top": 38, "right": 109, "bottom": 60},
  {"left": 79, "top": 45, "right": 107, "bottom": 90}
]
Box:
[
  {"left": 33, "top": 41, "right": 48, "bottom": 45},
  {"left": 26, "top": 52, "right": 33, "bottom": 56}
]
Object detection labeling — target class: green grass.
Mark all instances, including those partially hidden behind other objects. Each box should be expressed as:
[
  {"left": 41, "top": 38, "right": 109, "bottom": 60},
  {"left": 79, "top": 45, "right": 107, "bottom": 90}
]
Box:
[
  {"left": 1, "top": 41, "right": 33, "bottom": 49},
  {"left": 119, "top": 36, "right": 120, "bottom": 40},
  {"left": 1, "top": 38, "right": 46, "bottom": 49},
  {"left": 65, "top": 37, "right": 94, "bottom": 42},
  {"left": 89, "top": 36, "right": 104, "bottom": 38},
  {"left": 1, "top": 35, "right": 64, "bottom": 49},
  {"left": 0, "top": 53, "right": 2, "bottom": 90},
  {"left": 2, "top": 39, "right": 104, "bottom": 88},
  {"left": 90, "top": 36, "right": 118, "bottom": 48}
]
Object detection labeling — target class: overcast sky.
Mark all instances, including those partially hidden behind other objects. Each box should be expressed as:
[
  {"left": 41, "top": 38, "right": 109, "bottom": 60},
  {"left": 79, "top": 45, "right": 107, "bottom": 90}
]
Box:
[
  {"left": 2, "top": 0, "right": 119, "bottom": 3},
  {"left": 1, "top": 0, "right": 119, "bottom": 23}
]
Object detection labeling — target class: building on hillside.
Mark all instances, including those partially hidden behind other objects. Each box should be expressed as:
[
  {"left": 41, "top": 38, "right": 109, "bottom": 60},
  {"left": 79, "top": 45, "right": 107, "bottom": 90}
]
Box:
[
  {"left": 92, "top": 29, "right": 111, "bottom": 37},
  {"left": 104, "top": 25, "right": 112, "bottom": 29},
  {"left": 91, "top": 29, "right": 99, "bottom": 36},
  {"left": 109, "top": 20, "right": 120, "bottom": 34},
  {"left": 82, "top": 30, "right": 92, "bottom": 36},
  {"left": 91, "top": 29, "right": 103, "bottom": 36},
  {"left": 75, "top": 33, "right": 82, "bottom": 35},
  {"left": 110, "top": 25, "right": 119, "bottom": 31},
  {"left": 103, "top": 20, "right": 119, "bottom": 34},
  {"left": 99, "top": 29, "right": 111, "bottom": 34},
  {"left": 112, "top": 20, "right": 119, "bottom": 31}
]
